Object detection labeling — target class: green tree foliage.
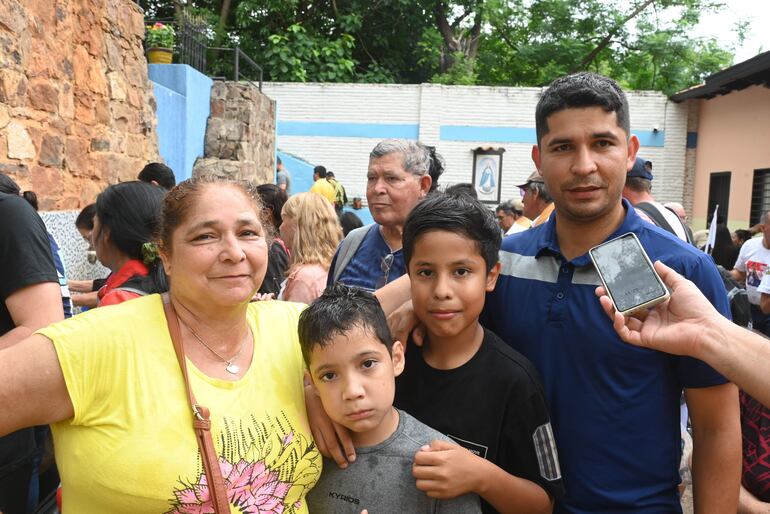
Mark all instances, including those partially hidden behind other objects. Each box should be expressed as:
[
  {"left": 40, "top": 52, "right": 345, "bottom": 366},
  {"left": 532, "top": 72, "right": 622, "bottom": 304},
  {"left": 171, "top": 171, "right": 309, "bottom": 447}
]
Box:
[{"left": 138, "top": 0, "right": 742, "bottom": 94}]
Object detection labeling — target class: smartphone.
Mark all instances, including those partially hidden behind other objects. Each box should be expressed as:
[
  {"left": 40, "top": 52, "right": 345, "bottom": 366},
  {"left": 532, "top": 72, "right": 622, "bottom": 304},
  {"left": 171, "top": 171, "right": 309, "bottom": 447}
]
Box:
[{"left": 589, "top": 232, "right": 669, "bottom": 315}]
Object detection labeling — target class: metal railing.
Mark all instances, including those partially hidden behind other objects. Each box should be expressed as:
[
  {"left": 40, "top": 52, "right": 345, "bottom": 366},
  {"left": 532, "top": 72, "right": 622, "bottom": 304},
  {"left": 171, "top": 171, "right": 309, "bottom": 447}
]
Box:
[
  {"left": 142, "top": 12, "right": 264, "bottom": 91},
  {"left": 207, "top": 47, "right": 264, "bottom": 91}
]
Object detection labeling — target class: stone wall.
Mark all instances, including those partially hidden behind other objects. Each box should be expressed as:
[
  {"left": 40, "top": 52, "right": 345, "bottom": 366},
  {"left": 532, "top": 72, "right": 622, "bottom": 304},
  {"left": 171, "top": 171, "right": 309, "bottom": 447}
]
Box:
[
  {"left": 0, "top": 0, "right": 159, "bottom": 210},
  {"left": 193, "top": 81, "right": 275, "bottom": 183}
]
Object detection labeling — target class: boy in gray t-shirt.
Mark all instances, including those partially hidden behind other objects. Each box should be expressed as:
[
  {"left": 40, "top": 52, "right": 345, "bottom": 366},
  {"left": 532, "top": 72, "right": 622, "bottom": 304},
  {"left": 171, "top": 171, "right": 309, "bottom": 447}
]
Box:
[{"left": 298, "top": 284, "right": 481, "bottom": 514}]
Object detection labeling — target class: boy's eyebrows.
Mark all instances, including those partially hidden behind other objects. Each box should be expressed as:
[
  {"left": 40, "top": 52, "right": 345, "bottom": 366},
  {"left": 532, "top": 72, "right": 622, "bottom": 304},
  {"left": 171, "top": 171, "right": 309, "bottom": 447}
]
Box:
[
  {"left": 412, "top": 258, "right": 477, "bottom": 266},
  {"left": 311, "top": 349, "right": 384, "bottom": 374}
]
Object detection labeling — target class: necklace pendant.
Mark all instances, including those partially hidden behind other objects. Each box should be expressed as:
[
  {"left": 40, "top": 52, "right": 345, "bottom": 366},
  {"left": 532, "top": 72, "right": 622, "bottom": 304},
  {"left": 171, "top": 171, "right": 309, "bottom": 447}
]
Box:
[{"left": 225, "top": 362, "right": 240, "bottom": 375}]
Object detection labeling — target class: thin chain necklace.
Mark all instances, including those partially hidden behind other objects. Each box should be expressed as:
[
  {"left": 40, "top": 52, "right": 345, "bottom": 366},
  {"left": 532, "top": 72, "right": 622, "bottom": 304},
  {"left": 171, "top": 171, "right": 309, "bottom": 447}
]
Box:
[{"left": 176, "top": 314, "right": 249, "bottom": 375}]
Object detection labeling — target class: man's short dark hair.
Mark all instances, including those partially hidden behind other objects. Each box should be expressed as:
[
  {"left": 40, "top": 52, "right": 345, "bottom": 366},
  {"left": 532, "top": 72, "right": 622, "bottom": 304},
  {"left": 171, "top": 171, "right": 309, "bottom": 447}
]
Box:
[
  {"left": 313, "top": 165, "right": 327, "bottom": 178},
  {"left": 138, "top": 162, "right": 176, "bottom": 190},
  {"left": 445, "top": 183, "right": 478, "bottom": 200},
  {"left": 298, "top": 284, "right": 393, "bottom": 367},
  {"left": 625, "top": 176, "right": 652, "bottom": 193},
  {"left": 535, "top": 72, "right": 631, "bottom": 145},
  {"left": 403, "top": 193, "right": 501, "bottom": 272},
  {"left": 277, "top": 156, "right": 282, "bottom": 166}
]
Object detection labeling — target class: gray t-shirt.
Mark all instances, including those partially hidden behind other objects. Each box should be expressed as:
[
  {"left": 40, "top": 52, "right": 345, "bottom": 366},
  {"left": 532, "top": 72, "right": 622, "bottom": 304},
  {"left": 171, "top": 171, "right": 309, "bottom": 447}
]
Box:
[
  {"left": 276, "top": 168, "right": 291, "bottom": 195},
  {"left": 306, "top": 410, "right": 481, "bottom": 513}
]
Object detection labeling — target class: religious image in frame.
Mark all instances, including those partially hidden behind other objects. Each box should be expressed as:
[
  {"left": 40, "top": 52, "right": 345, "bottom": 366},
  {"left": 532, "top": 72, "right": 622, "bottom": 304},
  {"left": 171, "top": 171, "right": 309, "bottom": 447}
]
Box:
[{"left": 472, "top": 148, "right": 504, "bottom": 204}]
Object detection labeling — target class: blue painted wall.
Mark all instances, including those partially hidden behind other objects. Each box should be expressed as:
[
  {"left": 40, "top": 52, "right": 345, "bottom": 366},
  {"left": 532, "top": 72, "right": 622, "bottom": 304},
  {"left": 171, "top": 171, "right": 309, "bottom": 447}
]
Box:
[
  {"left": 276, "top": 150, "right": 374, "bottom": 225},
  {"left": 149, "top": 64, "right": 213, "bottom": 181}
]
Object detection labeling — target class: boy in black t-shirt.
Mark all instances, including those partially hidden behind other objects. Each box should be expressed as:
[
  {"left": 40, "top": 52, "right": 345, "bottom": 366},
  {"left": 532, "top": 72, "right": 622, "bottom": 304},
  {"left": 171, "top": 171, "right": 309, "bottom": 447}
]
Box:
[{"left": 395, "top": 193, "right": 565, "bottom": 513}]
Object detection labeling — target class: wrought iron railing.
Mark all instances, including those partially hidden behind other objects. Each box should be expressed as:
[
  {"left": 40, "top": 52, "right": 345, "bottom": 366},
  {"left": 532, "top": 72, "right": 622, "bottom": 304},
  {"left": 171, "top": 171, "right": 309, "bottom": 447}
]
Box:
[{"left": 142, "top": 11, "right": 263, "bottom": 91}]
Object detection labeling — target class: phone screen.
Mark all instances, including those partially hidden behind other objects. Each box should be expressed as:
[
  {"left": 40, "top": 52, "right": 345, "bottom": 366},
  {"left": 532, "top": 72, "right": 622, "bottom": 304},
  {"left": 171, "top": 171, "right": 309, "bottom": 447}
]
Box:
[{"left": 590, "top": 233, "right": 667, "bottom": 313}]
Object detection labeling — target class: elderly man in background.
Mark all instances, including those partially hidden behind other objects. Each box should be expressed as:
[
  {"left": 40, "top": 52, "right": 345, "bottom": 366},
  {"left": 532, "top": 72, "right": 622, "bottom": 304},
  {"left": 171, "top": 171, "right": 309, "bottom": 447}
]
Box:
[
  {"left": 328, "top": 139, "right": 438, "bottom": 291},
  {"left": 496, "top": 200, "right": 529, "bottom": 236},
  {"left": 518, "top": 170, "right": 554, "bottom": 227}
]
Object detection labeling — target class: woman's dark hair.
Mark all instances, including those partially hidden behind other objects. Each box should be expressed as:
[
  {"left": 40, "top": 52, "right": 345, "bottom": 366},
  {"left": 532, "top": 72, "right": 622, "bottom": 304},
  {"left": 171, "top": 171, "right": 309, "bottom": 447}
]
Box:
[
  {"left": 257, "top": 183, "right": 288, "bottom": 232},
  {"left": 734, "top": 229, "right": 752, "bottom": 247},
  {"left": 425, "top": 145, "right": 444, "bottom": 193},
  {"left": 403, "top": 192, "right": 501, "bottom": 272},
  {"left": 339, "top": 211, "right": 363, "bottom": 236},
  {"left": 0, "top": 174, "right": 39, "bottom": 210},
  {"left": 96, "top": 181, "right": 168, "bottom": 293},
  {"left": 711, "top": 224, "right": 739, "bottom": 270},
  {"left": 76, "top": 203, "right": 97, "bottom": 230}
]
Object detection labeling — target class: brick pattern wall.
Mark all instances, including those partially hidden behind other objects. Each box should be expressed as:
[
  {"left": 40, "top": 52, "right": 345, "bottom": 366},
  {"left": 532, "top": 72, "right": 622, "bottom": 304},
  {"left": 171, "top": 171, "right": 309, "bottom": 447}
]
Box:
[
  {"left": 0, "top": 0, "right": 159, "bottom": 210},
  {"left": 263, "top": 83, "right": 689, "bottom": 207}
]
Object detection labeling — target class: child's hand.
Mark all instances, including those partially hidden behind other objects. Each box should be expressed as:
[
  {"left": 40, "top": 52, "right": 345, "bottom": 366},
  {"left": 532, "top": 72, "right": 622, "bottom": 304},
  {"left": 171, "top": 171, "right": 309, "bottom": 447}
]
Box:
[{"left": 412, "top": 439, "right": 482, "bottom": 499}]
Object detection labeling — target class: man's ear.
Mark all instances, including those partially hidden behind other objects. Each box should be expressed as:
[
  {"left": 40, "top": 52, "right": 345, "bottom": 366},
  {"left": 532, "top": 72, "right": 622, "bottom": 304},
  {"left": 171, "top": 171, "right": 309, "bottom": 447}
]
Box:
[
  {"left": 486, "top": 262, "right": 501, "bottom": 292},
  {"left": 391, "top": 340, "right": 405, "bottom": 377},
  {"left": 626, "top": 134, "right": 640, "bottom": 171},
  {"left": 531, "top": 145, "right": 542, "bottom": 172},
  {"left": 418, "top": 174, "right": 432, "bottom": 198}
]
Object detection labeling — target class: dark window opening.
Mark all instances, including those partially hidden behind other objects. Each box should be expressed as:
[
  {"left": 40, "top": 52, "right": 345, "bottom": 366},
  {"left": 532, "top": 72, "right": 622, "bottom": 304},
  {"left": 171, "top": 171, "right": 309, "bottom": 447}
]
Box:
[
  {"left": 707, "top": 172, "right": 731, "bottom": 225},
  {"left": 750, "top": 169, "right": 770, "bottom": 226}
]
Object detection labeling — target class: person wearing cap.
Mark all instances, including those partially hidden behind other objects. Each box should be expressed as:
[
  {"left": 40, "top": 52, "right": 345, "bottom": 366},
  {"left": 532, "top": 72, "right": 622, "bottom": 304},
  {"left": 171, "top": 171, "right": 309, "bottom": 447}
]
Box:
[
  {"left": 495, "top": 200, "right": 528, "bottom": 236},
  {"left": 517, "top": 171, "right": 554, "bottom": 227},
  {"left": 622, "top": 157, "right": 693, "bottom": 244}
]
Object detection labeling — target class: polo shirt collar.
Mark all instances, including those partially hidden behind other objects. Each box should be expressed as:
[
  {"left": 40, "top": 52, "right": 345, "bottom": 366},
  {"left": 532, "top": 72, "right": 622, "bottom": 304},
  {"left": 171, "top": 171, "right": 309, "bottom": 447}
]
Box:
[{"left": 534, "top": 199, "right": 642, "bottom": 266}]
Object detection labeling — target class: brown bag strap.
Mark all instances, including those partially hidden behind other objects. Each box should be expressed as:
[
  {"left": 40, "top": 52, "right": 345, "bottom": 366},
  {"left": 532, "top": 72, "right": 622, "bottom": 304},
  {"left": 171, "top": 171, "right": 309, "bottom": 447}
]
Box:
[{"left": 162, "top": 295, "right": 230, "bottom": 514}]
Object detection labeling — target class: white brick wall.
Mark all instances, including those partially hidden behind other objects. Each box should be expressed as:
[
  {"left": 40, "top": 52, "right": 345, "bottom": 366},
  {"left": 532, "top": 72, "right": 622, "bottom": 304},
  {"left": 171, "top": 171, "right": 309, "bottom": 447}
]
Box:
[{"left": 262, "top": 82, "right": 688, "bottom": 207}]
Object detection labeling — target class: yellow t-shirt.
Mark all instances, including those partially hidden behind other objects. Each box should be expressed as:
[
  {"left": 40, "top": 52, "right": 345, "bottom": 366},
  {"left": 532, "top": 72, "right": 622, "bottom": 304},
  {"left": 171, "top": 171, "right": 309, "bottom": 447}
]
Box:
[
  {"left": 309, "top": 179, "right": 336, "bottom": 205},
  {"left": 39, "top": 295, "right": 320, "bottom": 514}
]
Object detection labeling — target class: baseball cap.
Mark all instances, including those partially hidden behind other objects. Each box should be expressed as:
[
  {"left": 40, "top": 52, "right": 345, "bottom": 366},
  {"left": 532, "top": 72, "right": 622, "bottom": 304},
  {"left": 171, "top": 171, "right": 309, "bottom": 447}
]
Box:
[
  {"left": 516, "top": 170, "right": 545, "bottom": 188},
  {"left": 627, "top": 157, "right": 653, "bottom": 180}
]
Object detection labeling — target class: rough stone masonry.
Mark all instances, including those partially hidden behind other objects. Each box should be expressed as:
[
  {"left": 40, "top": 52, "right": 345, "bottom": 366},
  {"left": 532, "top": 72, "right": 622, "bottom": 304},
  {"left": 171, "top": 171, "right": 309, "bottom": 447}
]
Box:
[{"left": 0, "top": 0, "right": 159, "bottom": 209}]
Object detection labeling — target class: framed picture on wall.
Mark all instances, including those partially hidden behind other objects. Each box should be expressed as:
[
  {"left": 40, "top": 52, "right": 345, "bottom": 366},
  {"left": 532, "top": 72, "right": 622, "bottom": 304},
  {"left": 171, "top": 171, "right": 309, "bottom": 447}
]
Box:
[{"left": 472, "top": 148, "right": 505, "bottom": 204}]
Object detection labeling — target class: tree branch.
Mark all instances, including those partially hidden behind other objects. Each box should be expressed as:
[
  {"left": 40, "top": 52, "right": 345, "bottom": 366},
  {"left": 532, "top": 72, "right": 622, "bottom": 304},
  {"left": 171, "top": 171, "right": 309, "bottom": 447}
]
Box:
[{"left": 572, "top": 0, "right": 656, "bottom": 72}]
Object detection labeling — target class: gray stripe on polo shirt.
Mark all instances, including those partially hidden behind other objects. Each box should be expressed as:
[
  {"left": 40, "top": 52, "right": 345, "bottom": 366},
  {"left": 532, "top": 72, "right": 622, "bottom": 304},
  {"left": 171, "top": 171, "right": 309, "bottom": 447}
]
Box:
[
  {"left": 533, "top": 422, "right": 562, "bottom": 481},
  {"left": 499, "top": 251, "right": 560, "bottom": 284},
  {"left": 572, "top": 265, "right": 603, "bottom": 286}
]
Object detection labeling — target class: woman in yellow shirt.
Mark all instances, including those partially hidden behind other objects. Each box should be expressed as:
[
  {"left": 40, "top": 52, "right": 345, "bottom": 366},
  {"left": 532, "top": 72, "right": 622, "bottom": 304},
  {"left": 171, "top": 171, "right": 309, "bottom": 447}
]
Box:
[{"left": 0, "top": 177, "right": 322, "bottom": 513}]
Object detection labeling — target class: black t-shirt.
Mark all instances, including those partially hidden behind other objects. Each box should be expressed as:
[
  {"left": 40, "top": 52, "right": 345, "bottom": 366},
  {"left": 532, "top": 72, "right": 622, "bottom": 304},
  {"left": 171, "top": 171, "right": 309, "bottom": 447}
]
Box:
[
  {"left": 395, "top": 329, "right": 565, "bottom": 512},
  {"left": 259, "top": 238, "right": 290, "bottom": 295},
  {"left": 0, "top": 193, "right": 58, "bottom": 474}
]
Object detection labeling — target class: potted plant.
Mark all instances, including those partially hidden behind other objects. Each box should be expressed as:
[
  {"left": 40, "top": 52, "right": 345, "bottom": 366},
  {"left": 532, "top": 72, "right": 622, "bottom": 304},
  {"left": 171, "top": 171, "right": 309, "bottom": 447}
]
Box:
[{"left": 145, "top": 22, "right": 175, "bottom": 64}]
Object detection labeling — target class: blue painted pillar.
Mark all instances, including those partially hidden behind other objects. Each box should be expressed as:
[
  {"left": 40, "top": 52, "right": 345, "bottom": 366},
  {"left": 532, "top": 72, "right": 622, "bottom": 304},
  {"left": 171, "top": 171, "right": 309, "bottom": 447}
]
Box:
[{"left": 148, "top": 64, "right": 213, "bottom": 181}]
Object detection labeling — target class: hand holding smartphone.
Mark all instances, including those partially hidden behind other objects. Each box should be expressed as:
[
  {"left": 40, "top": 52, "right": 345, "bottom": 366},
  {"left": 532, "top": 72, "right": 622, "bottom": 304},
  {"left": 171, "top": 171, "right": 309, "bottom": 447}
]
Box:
[{"left": 589, "top": 233, "right": 669, "bottom": 316}]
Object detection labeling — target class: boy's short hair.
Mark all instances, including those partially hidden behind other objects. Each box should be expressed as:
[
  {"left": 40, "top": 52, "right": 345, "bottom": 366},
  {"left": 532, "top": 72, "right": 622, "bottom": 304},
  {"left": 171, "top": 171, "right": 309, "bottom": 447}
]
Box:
[
  {"left": 298, "top": 283, "right": 394, "bottom": 366},
  {"left": 535, "top": 72, "right": 630, "bottom": 145},
  {"left": 403, "top": 192, "right": 501, "bottom": 272}
]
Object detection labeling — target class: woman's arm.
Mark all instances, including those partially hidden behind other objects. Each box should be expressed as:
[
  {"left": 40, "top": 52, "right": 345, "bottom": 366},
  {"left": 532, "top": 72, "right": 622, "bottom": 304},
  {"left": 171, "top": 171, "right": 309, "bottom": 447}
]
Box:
[{"left": 0, "top": 334, "right": 74, "bottom": 436}]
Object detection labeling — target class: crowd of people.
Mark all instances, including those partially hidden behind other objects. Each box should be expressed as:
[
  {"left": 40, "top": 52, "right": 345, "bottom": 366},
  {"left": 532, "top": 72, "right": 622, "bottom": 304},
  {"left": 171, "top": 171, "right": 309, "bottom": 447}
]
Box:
[{"left": 2, "top": 71, "right": 770, "bottom": 514}]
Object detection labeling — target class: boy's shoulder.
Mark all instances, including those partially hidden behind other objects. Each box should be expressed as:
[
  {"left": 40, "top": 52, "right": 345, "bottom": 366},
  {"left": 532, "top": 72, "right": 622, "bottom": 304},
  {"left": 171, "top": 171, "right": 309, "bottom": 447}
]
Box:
[
  {"left": 476, "top": 328, "right": 546, "bottom": 395},
  {"left": 397, "top": 409, "right": 454, "bottom": 449}
]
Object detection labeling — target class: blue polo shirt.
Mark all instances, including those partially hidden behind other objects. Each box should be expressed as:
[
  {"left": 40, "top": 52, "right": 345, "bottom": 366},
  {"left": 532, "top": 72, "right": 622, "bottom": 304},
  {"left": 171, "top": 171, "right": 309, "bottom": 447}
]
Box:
[
  {"left": 327, "top": 224, "right": 406, "bottom": 292},
  {"left": 482, "top": 200, "right": 729, "bottom": 513}
]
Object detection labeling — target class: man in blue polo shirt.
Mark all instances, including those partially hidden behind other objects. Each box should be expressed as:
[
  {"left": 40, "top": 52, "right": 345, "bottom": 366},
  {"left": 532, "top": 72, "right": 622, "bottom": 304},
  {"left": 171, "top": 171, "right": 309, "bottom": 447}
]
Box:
[{"left": 483, "top": 72, "right": 740, "bottom": 512}]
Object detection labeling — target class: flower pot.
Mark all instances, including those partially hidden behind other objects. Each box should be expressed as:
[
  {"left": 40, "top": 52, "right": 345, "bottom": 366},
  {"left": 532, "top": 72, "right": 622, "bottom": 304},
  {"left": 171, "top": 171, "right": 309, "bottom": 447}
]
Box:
[{"left": 147, "top": 48, "right": 173, "bottom": 64}]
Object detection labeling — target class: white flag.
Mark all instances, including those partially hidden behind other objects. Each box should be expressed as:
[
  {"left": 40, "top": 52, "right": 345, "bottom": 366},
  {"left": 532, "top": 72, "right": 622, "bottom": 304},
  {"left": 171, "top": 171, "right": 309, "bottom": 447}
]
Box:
[{"left": 705, "top": 205, "right": 718, "bottom": 254}]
